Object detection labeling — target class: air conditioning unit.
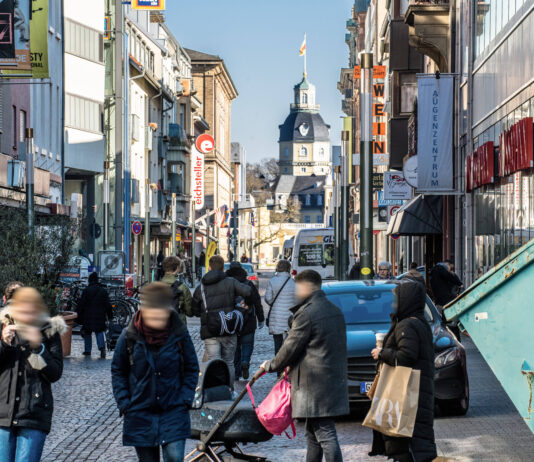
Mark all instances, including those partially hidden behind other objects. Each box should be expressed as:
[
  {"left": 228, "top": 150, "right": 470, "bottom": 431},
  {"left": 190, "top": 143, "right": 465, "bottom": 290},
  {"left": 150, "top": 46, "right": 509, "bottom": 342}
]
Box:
[
  {"left": 131, "top": 114, "right": 140, "bottom": 142},
  {"left": 7, "top": 160, "right": 25, "bottom": 188}
]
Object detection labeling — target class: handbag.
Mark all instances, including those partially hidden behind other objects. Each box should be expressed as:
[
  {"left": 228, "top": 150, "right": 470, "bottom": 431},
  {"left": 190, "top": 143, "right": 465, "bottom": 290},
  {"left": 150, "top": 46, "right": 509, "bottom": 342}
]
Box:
[
  {"left": 363, "top": 363, "right": 421, "bottom": 438},
  {"left": 266, "top": 276, "right": 291, "bottom": 328},
  {"left": 247, "top": 371, "right": 296, "bottom": 438},
  {"left": 201, "top": 284, "right": 244, "bottom": 337}
]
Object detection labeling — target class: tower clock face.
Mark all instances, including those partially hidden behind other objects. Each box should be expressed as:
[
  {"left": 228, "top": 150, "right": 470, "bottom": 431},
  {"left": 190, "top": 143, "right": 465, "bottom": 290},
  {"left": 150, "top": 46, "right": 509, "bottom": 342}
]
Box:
[{"left": 299, "top": 122, "right": 310, "bottom": 136}]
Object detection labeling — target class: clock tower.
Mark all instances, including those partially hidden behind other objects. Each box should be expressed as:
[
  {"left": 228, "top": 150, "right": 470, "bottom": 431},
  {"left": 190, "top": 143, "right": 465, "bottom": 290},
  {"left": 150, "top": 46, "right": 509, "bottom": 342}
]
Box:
[{"left": 278, "top": 73, "right": 332, "bottom": 176}]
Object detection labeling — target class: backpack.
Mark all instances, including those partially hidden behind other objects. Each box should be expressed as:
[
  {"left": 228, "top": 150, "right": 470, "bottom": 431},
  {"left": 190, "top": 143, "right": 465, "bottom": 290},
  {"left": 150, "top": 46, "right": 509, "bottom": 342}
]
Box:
[
  {"left": 170, "top": 280, "right": 184, "bottom": 315},
  {"left": 200, "top": 284, "right": 244, "bottom": 337}
]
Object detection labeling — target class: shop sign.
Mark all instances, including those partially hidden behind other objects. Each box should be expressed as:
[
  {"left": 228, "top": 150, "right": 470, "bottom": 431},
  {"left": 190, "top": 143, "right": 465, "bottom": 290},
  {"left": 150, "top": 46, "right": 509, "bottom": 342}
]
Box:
[
  {"left": 466, "top": 141, "right": 494, "bottom": 192},
  {"left": 132, "top": 0, "right": 165, "bottom": 10},
  {"left": 191, "top": 148, "right": 204, "bottom": 210},
  {"left": 417, "top": 75, "right": 454, "bottom": 192},
  {"left": 498, "top": 117, "right": 533, "bottom": 177},
  {"left": 384, "top": 171, "right": 413, "bottom": 201},
  {"left": 372, "top": 173, "right": 383, "bottom": 191}
]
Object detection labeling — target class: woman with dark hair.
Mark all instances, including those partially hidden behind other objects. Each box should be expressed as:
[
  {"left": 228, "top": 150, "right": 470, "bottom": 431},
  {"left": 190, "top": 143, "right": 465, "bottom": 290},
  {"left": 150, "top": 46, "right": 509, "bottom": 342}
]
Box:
[{"left": 370, "top": 281, "right": 437, "bottom": 462}]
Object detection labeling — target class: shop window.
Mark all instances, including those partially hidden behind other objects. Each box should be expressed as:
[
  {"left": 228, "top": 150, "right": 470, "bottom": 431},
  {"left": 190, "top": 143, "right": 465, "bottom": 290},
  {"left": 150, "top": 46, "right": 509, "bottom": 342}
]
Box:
[{"left": 400, "top": 74, "right": 417, "bottom": 114}]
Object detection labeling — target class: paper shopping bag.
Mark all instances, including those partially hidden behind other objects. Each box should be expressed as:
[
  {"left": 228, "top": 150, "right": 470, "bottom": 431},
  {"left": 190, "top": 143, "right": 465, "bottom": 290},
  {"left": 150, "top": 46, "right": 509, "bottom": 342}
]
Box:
[{"left": 362, "top": 363, "right": 421, "bottom": 438}]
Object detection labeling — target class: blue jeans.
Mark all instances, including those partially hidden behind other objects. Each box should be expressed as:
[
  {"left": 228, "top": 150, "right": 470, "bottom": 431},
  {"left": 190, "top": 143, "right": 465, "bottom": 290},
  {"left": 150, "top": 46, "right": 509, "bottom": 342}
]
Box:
[
  {"left": 135, "top": 439, "right": 185, "bottom": 462},
  {"left": 0, "top": 427, "right": 47, "bottom": 462},
  {"left": 305, "top": 418, "right": 343, "bottom": 462},
  {"left": 234, "top": 332, "right": 255, "bottom": 378},
  {"left": 84, "top": 331, "right": 105, "bottom": 353}
]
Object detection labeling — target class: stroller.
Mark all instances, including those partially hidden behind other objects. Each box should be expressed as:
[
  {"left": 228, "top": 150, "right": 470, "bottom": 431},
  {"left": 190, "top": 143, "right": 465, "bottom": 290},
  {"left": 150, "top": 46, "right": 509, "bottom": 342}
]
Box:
[{"left": 186, "top": 360, "right": 272, "bottom": 462}]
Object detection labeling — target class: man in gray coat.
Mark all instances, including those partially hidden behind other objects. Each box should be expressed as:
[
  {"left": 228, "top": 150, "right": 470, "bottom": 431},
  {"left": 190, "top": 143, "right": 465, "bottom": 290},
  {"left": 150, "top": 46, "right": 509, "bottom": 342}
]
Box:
[{"left": 261, "top": 270, "right": 348, "bottom": 462}]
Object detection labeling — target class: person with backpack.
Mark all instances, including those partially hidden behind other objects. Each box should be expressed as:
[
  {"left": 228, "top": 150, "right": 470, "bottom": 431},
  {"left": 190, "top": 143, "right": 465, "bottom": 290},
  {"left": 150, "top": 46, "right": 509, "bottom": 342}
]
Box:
[
  {"left": 160, "top": 256, "right": 193, "bottom": 326},
  {"left": 192, "top": 255, "right": 252, "bottom": 385},
  {"left": 225, "top": 261, "right": 264, "bottom": 380},
  {"left": 264, "top": 259, "right": 296, "bottom": 354},
  {"left": 77, "top": 272, "right": 113, "bottom": 358},
  {"left": 111, "top": 282, "right": 199, "bottom": 462}
]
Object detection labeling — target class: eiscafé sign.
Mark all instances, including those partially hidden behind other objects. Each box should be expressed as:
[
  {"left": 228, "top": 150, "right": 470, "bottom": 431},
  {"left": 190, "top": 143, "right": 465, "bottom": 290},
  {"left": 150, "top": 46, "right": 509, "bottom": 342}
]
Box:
[
  {"left": 466, "top": 117, "right": 534, "bottom": 192},
  {"left": 191, "top": 134, "right": 215, "bottom": 210}
]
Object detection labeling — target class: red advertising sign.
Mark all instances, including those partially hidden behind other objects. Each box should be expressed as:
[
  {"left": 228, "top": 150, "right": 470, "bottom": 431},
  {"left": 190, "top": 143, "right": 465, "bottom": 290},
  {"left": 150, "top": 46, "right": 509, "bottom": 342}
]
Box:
[
  {"left": 466, "top": 141, "right": 494, "bottom": 192},
  {"left": 191, "top": 149, "right": 205, "bottom": 210},
  {"left": 498, "top": 117, "right": 533, "bottom": 177}
]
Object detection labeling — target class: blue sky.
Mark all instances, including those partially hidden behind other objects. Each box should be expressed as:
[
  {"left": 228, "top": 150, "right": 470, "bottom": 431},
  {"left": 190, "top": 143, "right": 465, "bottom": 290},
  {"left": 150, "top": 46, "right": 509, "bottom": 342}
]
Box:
[{"left": 165, "top": 0, "right": 353, "bottom": 162}]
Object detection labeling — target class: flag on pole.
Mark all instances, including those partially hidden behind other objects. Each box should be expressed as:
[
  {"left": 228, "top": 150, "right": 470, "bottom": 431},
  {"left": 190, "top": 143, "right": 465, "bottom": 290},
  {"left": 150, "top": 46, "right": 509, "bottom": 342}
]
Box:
[{"left": 299, "top": 35, "right": 306, "bottom": 56}]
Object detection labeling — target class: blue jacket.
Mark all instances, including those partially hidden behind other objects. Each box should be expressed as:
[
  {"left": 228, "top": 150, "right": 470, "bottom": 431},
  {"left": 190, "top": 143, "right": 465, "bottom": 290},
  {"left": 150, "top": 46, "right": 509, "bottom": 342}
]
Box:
[{"left": 111, "top": 311, "right": 199, "bottom": 447}]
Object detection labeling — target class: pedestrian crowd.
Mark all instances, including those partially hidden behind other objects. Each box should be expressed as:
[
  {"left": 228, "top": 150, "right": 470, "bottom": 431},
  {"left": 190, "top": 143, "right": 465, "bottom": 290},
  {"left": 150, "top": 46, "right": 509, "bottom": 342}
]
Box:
[{"left": 0, "top": 253, "right": 467, "bottom": 462}]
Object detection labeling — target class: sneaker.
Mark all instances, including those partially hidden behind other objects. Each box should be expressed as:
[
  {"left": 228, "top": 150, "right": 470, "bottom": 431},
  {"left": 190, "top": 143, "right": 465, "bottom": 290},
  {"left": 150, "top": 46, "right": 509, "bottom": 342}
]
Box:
[
  {"left": 82, "top": 352, "right": 91, "bottom": 356},
  {"left": 99, "top": 348, "right": 106, "bottom": 359},
  {"left": 241, "top": 363, "right": 250, "bottom": 380}
]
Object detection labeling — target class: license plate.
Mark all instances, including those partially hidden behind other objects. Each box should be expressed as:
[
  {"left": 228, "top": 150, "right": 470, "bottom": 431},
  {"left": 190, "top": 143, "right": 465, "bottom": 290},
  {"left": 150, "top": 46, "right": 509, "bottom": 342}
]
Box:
[{"left": 360, "top": 382, "right": 372, "bottom": 394}]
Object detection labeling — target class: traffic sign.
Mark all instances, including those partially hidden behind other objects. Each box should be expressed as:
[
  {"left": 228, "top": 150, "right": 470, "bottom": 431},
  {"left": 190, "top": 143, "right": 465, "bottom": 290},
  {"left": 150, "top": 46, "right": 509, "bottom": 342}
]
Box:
[
  {"left": 195, "top": 134, "right": 215, "bottom": 154},
  {"left": 98, "top": 251, "right": 124, "bottom": 277},
  {"left": 132, "top": 221, "right": 142, "bottom": 235}
]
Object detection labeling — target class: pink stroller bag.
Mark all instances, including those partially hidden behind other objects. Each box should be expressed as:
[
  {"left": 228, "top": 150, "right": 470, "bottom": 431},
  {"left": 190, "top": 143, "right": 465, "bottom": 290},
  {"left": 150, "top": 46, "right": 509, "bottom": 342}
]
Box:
[{"left": 246, "top": 372, "right": 296, "bottom": 438}]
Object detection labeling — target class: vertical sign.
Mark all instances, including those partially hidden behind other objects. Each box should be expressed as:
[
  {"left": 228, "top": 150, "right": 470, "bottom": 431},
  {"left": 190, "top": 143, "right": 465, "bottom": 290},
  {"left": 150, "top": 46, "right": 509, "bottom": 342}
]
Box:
[
  {"left": 191, "top": 149, "right": 204, "bottom": 210},
  {"left": 417, "top": 74, "right": 454, "bottom": 192},
  {"left": 29, "top": 0, "right": 48, "bottom": 78},
  {"left": 0, "top": 0, "right": 30, "bottom": 70},
  {"left": 0, "top": 0, "right": 15, "bottom": 60}
]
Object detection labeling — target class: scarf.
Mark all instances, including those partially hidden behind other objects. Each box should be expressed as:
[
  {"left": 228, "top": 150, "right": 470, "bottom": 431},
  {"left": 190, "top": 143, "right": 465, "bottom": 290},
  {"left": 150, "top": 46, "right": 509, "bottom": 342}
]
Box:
[{"left": 133, "top": 311, "right": 171, "bottom": 348}]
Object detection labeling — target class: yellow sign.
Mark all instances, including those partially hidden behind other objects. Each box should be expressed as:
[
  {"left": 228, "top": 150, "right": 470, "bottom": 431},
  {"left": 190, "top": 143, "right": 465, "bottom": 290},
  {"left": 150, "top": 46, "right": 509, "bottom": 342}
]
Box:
[
  {"left": 361, "top": 267, "right": 371, "bottom": 276},
  {"left": 205, "top": 241, "right": 217, "bottom": 267},
  {"left": 132, "top": 0, "right": 165, "bottom": 10},
  {"left": 175, "top": 231, "right": 181, "bottom": 242}
]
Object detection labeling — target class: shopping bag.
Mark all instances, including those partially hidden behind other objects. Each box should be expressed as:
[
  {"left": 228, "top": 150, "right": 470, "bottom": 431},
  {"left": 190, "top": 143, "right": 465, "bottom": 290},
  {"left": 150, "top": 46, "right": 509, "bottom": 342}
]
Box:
[
  {"left": 366, "top": 364, "right": 382, "bottom": 400},
  {"left": 246, "top": 372, "right": 296, "bottom": 438},
  {"left": 362, "top": 363, "right": 420, "bottom": 438}
]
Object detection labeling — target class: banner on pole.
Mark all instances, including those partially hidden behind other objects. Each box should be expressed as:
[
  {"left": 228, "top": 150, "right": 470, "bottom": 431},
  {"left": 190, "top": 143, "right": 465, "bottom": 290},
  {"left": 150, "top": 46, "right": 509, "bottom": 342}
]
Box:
[
  {"left": 417, "top": 74, "right": 454, "bottom": 192},
  {"left": 191, "top": 148, "right": 204, "bottom": 210}
]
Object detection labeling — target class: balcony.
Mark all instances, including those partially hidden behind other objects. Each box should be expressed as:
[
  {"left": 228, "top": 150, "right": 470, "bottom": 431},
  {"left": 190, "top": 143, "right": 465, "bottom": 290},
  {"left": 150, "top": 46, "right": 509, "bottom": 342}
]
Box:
[
  {"left": 165, "top": 123, "right": 191, "bottom": 163},
  {"left": 404, "top": 0, "right": 451, "bottom": 71}
]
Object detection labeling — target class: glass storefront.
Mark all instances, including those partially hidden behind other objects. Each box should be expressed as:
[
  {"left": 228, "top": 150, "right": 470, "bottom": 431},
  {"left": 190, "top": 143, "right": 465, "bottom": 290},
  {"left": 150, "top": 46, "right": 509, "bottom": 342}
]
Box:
[{"left": 472, "top": 96, "right": 534, "bottom": 277}]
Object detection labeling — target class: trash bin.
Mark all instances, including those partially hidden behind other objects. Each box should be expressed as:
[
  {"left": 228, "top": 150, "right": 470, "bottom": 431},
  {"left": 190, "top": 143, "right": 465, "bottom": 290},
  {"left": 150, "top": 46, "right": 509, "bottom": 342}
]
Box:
[{"left": 444, "top": 241, "right": 534, "bottom": 434}]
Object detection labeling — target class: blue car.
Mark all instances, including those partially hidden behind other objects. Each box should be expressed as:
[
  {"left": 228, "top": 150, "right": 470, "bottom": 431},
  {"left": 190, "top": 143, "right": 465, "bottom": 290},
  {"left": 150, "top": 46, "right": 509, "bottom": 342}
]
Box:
[{"left": 322, "top": 280, "right": 469, "bottom": 415}]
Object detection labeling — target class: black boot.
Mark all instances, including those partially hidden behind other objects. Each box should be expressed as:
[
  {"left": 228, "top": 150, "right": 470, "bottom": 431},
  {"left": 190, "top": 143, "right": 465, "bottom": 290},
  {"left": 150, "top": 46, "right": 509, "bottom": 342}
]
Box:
[
  {"left": 241, "top": 363, "right": 250, "bottom": 380},
  {"left": 82, "top": 351, "right": 91, "bottom": 357},
  {"left": 99, "top": 348, "right": 106, "bottom": 359}
]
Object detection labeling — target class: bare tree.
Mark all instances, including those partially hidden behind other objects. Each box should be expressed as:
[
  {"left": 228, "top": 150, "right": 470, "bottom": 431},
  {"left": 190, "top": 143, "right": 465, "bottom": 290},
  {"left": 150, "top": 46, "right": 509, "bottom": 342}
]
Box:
[{"left": 254, "top": 199, "right": 301, "bottom": 248}]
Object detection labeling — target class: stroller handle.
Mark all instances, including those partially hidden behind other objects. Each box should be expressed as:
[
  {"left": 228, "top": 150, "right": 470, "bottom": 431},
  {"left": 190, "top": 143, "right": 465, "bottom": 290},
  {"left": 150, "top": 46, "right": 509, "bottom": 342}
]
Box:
[{"left": 252, "top": 367, "right": 265, "bottom": 381}]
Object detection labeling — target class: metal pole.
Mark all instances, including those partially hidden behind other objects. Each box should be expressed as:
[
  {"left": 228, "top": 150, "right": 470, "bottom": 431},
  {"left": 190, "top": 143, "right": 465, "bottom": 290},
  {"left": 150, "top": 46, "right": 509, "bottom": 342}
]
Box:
[
  {"left": 333, "top": 166, "right": 341, "bottom": 280},
  {"left": 341, "top": 131, "right": 350, "bottom": 280},
  {"left": 232, "top": 200, "right": 238, "bottom": 262},
  {"left": 171, "top": 193, "right": 177, "bottom": 255},
  {"left": 144, "top": 149, "right": 150, "bottom": 283},
  {"left": 359, "top": 52, "right": 374, "bottom": 279},
  {"left": 191, "top": 199, "right": 196, "bottom": 286},
  {"left": 25, "top": 128, "right": 34, "bottom": 237},
  {"left": 103, "top": 160, "right": 110, "bottom": 249},
  {"left": 114, "top": 0, "right": 123, "bottom": 251}
]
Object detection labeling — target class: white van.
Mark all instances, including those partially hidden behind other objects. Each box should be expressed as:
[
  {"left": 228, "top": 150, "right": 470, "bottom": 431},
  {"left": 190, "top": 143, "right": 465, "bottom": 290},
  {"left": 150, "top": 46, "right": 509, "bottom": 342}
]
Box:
[
  {"left": 282, "top": 237, "right": 294, "bottom": 261},
  {"left": 291, "top": 228, "right": 354, "bottom": 280}
]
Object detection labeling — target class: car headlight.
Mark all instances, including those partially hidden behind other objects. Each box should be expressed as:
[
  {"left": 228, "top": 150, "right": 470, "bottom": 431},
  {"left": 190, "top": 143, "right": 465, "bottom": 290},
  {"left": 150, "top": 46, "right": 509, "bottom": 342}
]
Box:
[{"left": 435, "top": 347, "right": 460, "bottom": 369}]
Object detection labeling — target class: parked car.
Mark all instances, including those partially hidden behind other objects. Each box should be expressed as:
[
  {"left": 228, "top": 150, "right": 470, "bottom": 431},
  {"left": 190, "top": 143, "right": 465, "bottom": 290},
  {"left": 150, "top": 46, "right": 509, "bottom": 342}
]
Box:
[
  {"left": 322, "top": 280, "right": 469, "bottom": 415},
  {"left": 224, "top": 262, "right": 259, "bottom": 289}
]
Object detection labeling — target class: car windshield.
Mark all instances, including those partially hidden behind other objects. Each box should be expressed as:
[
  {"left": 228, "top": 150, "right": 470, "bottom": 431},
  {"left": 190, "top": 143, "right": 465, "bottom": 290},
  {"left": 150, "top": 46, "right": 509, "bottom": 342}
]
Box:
[
  {"left": 326, "top": 289, "right": 436, "bottom": 325},
  {"left": 224, "top": 263, "right": 254, "bottom": 275}
]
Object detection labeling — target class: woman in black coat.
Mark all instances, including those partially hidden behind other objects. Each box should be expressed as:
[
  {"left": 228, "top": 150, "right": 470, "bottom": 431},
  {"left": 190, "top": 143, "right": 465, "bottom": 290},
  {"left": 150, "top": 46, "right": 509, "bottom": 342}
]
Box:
[
  {"left": 0, "top": 287, "right": 64, "bottom": 462},
  {"left": 77, "top": 272, "right": 112, "bottom": 358},
  {"left": 371, "top": 280, "right": 437, "bottom": 462},
  {"left": 226, "top": 262, "right": 264, "bottom": 380}
]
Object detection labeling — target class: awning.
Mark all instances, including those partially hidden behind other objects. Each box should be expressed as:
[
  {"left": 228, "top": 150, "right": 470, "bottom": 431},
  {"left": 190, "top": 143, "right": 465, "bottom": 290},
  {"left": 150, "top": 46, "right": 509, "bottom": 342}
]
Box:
[{"left": 387, "top": 195, "right": 443, "bottom": 236}]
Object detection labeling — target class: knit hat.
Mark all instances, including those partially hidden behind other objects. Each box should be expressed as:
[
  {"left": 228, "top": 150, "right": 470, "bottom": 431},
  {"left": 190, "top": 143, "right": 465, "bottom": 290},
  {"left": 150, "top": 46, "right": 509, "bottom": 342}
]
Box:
[{"left": 139, "top": 282, "right": 173, "bottom": 309}]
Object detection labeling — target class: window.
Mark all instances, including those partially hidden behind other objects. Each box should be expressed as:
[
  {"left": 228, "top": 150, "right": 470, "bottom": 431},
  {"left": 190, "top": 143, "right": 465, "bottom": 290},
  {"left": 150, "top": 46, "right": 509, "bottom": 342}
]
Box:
[
  {"left": 283, "top": 147, "right": 289, "bottom": 158},
  {"left": 19, "top": 110, "right": 26, "bottom": 143},
  {"left": 400, "top": 74, "right": 417, "bottom": 114},
  {"left": 65, "top": 20, "right": 104, "bottom": 63},
  {"left": 317, "top": 195, "right": 323, "bottom": 206},
  {"left": 284, "top": 167, "right": 288, "bottom": 173},
  {"left": 12, "top": 106, "right": 16, "bottom": 148},
  {"left": 319, "top": 147, "right": 325, "bottom": 157},
  {"left": 300, "top": 146, "right": 308, "bottom": 157},
  {"left": 180, "top": 104, "right": 186, "bottom": 128},
  {"left": 305, "top": 194, "right": 311, "bottom": 206},
  {"left": 304, "top": 215, "right": 311, "bottom": 224},
  {"left": 317, "top": 215, "right": 323, "bottom": 223},
  {"left": 302, "top": 93, "right": 308, "bottom": 104},
  {"left": 65, "top": 94, "right": 103, "bottom": 133},
  {"left": 301, "top": 167, "right": 306, "bottom": 173}
]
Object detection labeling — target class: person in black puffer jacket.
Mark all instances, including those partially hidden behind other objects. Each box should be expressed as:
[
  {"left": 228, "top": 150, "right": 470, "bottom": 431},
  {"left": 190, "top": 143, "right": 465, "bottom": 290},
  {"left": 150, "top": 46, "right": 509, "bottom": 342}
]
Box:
[
  {"left": 192, "top": 255, "right": 252, "bottom": 384},
  {"left": 225, "top": 262, "right": 265, "bottom": 380},
  {"left": 0, "top": 287, "right": 65, "bottom": 462},
  {"left": 371, "top": 280, "right": 437, "bottom": 462},
  {"left": 77, "top": 272, "right": 113, "bottom": 358}
]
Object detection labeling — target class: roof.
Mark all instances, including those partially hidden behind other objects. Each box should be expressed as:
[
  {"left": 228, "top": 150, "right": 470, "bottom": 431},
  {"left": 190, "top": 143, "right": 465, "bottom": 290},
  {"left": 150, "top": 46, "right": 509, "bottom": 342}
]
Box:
[
  {"left": 322, "top": 280, "right": 396, "bottom": 294},
  {"left": 294, "top": 75, "right": 310, "bottom": 90},
  {"left": 274, "top": 175, "right": 327, "bottom": 195},
  {"left": 279, "top": 112, "right": 330, "bottom": 142},
  {"left": 184, "top": 48, "right": 221, "bottom": 62}
]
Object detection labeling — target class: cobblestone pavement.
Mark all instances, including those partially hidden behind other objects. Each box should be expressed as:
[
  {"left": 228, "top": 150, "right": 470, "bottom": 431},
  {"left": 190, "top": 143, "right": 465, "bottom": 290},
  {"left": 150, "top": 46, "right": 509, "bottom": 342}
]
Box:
[{"left": 42, "top": 271, "right": 534, "bottom": 461}]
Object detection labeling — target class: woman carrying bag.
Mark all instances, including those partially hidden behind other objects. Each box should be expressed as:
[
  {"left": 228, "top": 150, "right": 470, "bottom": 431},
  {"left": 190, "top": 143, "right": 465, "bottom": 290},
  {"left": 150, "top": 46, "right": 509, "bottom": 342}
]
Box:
[
  {"left": 264, "top": 260, "right": 296, "bottom": 355},
  {"left": 369, "top": 280, "right": 437, "bottom": 462}
]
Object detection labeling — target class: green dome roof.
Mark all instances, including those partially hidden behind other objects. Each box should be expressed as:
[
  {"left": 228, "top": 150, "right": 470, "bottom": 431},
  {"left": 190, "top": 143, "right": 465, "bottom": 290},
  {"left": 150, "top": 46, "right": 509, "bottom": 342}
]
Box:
[{"left": 294, "top": 75, "right": 310, "bottom": 90}]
